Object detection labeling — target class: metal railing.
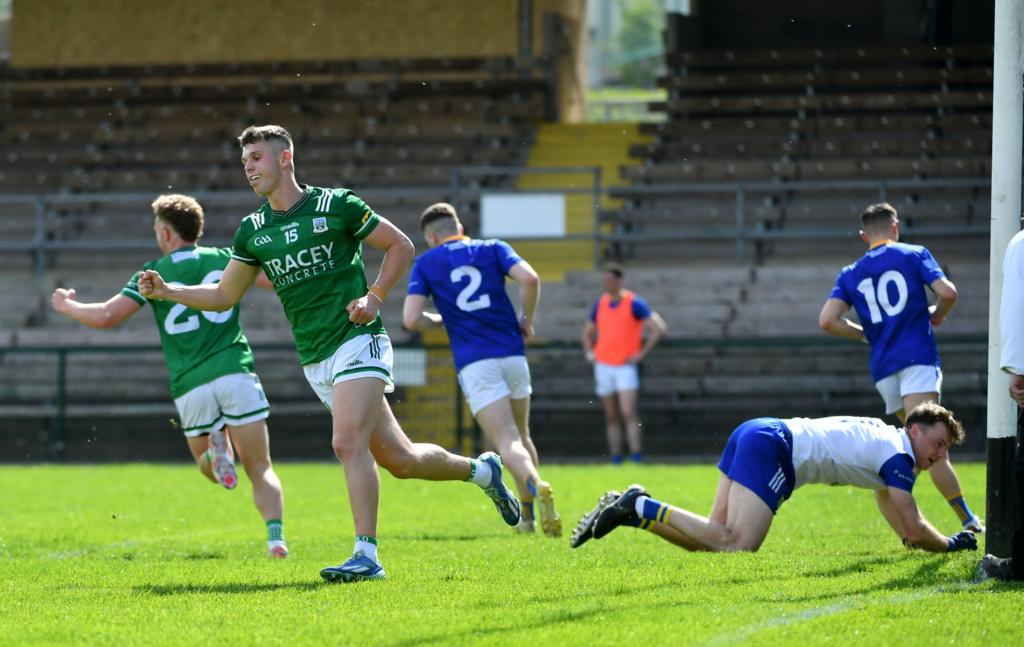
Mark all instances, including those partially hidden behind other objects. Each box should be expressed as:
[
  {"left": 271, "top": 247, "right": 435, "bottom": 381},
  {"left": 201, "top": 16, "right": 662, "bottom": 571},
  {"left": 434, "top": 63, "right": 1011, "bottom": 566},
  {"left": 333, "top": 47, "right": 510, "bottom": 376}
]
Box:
[{"left": 0, "top": 175, "right": 993, "bottom": 274}]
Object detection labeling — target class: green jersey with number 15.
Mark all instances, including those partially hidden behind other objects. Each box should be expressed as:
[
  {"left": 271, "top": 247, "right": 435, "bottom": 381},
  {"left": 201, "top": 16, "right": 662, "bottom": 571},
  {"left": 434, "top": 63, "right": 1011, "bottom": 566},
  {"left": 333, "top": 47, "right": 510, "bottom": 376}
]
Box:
[
  {"left": 231, "top": 185, "right": 386, "bottom": 366},
  {"left": 123, "top": 246, "right": 255, "bottom": 398}
]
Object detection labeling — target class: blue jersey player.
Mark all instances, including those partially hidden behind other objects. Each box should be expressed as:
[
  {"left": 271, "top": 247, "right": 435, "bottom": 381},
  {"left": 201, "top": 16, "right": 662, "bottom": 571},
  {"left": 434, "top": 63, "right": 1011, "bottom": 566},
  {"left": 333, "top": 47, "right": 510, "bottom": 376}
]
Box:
[
  {"left": 403, "top": 202, "right": 562, "bottom": 537},
  {"left": 818, "top": 202, "right": 982, "bottom": 533},
  {"left": 571, "top": 403, "right": 977, "bottom": 555}
]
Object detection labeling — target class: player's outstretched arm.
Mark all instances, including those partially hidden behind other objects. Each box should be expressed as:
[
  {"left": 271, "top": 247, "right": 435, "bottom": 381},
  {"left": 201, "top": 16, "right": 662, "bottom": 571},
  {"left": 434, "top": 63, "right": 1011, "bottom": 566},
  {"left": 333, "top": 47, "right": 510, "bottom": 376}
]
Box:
[
  {"left": 887, "top": 487, "right": 975, "bottom": 553},
  {"left": 928, "top": 277, "right": 958, "bottom": 326},
  {"left": 402, "top": 294, "right": 443, "bottom": 331},
  {"left": 818, "top": 298, "right": 865, "bottom": 342},
  {"left": 508, "top": 261, "right": 540, "bottom": 340},
  {"left": 51, "top": 289, "right": 141, "bottom": 329},
  {"left": 138, "top": 259, "right": 258, "bottom": 311}
]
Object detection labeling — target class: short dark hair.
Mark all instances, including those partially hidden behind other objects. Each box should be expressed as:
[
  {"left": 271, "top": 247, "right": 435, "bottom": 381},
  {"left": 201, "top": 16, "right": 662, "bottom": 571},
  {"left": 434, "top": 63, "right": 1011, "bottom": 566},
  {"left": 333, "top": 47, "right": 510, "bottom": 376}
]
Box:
[
  {"left": 237, "top": 124, "right": 294, "bottom": 152},
  {"left": 602, "top": 262, "right": 624, "bottom": 278},
  {"left": 906, "top": 402, "right": 965, "bottom": 445},
  {"left": 152, "top": 194, "right": 204, "bottom": 242},
  {"left": 861, "top": 202, "right": 898, "bottom": 232},
  {"left": 419, "top": 202, "right": 459, "bottom": 232}
]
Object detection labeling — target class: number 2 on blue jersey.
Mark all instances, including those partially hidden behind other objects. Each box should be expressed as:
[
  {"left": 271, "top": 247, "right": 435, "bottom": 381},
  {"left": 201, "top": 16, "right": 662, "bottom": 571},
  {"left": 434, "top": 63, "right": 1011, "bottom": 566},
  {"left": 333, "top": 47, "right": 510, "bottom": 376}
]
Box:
[{"left": 450, "top": 265, "right": 491, "bottom": 312}]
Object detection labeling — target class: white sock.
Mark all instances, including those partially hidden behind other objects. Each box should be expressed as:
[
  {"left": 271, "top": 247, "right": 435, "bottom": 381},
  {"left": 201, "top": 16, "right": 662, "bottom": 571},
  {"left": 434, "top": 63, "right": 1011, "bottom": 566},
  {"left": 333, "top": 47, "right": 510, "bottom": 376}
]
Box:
[
  {"left": 470, "top": 459, "right": 493, "bottom": 487},
  {"left": 354, "top": 537, "right": 379, "bottom": 563},
  {"left": 635, "top": 495, "right": 650, "bottom": 518}
]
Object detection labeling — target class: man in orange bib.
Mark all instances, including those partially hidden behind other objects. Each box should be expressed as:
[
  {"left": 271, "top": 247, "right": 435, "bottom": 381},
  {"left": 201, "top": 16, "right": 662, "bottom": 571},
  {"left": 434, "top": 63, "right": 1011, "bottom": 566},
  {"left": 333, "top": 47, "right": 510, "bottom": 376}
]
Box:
[{"left": 582, "top": 263, "right": 667, "bottom": 463}]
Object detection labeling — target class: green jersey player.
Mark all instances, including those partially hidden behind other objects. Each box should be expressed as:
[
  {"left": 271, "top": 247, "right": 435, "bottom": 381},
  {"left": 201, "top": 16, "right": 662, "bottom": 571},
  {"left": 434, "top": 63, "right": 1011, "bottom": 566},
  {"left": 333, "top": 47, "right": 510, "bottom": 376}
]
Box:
[
  {"left": 50, "top": 194, "right": 288, "bottom": 558},
  {"left": 137, "top": 125, "right": 521, "bottom": 583}
]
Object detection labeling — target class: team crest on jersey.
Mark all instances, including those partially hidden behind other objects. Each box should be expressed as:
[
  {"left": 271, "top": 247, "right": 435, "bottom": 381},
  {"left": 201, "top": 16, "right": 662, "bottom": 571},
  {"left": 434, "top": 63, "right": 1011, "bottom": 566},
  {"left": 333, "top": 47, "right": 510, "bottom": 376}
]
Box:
[{"left": 312, "top": 217, "right": 328, "bottom": 234}]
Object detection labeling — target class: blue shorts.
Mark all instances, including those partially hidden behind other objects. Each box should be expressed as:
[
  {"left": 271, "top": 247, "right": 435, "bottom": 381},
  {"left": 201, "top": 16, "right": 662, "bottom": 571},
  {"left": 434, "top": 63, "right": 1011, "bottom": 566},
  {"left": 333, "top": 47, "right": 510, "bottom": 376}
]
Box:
[{"left": 717, "top": 417, "right": 795, "bottom": 513}]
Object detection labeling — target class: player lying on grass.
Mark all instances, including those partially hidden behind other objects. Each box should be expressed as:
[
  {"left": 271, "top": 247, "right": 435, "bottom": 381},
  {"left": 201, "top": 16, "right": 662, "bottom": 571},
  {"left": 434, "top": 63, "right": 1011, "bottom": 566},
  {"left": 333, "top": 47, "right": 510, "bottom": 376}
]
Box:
[
  {"left": 51, "top": 194, "right": 288, "bottom": 558},
  {"left": 403, "top": 202, "right": 561, "bottom": 537},
  {"left": 571, "top": 402, "right": 977, "bottom": 554},
  {"left": 138, "top": 125, "right": 520, "bottom": 583}
]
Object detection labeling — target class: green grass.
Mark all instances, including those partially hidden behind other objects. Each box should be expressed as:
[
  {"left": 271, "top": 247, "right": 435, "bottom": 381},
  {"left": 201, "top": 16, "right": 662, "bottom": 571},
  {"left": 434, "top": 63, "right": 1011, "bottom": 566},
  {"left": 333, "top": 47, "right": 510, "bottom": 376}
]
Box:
[{"left": 0, "top": 462, "right": 1021, "bottom": 645}]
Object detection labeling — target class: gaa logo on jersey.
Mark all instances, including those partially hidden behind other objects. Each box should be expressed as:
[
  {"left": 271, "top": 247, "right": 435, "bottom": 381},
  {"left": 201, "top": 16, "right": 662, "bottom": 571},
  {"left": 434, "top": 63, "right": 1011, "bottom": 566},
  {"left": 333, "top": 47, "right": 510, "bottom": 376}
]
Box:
[{"left": 312, "top": 217, "right": 328, "bottom": 234}]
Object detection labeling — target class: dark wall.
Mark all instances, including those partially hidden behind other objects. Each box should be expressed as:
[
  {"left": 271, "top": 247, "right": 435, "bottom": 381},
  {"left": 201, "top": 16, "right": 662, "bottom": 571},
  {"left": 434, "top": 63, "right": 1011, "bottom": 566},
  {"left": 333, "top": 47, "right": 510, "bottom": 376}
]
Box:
[{"left": 673, "top": 0, "right": 993, "bottom": 50}]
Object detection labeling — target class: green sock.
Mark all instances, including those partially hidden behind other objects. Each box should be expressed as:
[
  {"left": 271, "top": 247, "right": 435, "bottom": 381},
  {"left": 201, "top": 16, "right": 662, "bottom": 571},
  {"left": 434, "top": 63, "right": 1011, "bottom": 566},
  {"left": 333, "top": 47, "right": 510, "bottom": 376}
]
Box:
[{"left": 266, "top": 519, "right": 284, "bottom": 543}]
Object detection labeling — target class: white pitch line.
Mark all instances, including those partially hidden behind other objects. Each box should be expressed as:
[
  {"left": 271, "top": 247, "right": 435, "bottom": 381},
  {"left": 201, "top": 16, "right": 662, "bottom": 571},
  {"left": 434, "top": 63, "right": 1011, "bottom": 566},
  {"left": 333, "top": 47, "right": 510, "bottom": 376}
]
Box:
[{"left": 703, "top": 580, "right": 980, "bottom": 646}]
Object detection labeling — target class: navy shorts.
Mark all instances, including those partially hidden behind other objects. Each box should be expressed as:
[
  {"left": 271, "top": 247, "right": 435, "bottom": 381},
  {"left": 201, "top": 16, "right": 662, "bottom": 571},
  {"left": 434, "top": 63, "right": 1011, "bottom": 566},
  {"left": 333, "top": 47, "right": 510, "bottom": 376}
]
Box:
[{"left": 717, "top": 417, "right": 795, "bottom": 513}]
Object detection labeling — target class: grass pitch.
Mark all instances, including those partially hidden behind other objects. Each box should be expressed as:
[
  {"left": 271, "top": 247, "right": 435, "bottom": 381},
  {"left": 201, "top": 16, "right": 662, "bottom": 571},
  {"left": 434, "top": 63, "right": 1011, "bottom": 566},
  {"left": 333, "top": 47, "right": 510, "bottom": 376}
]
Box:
[{"left": 0, "top": 461, "right": 1020, "bottom": 645}]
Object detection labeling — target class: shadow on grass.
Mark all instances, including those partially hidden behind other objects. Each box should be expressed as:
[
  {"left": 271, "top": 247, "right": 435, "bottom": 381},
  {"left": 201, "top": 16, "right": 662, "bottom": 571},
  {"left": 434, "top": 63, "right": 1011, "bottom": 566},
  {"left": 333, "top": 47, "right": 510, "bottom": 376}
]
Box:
[
  {"left": 388, "top": 533, "right": 508, "bottom": 542},
  {"left": 136, "top": 581, "right": 326, "bottom": 596},
  {"left": 383, "top": 604, "right": 625, "bottom": 647},
  {"left": 751, "top": 555, "right": 955, "bottom": 604}
]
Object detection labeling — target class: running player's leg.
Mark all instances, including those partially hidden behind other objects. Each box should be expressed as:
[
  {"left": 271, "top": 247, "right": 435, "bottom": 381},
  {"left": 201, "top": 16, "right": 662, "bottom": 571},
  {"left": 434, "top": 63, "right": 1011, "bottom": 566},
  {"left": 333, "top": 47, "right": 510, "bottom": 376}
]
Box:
[
  {"left": 331, "top": 377, "right": 384, "bottom": 541},
  {"left": 510, "top": 395, "right": 539, "bottom": 528},
  {"left": 229, "top": 419, "right": 287, "bottom": 556},
  {"left": 185, "top": 435, "right": 218, "bottom": 484},
  {"left": 510, "top": 397, "right": 540, "bottom": 467},
  {"left": 370, "top": 397, "right": 521, "bottom": 526},
  {"left": 370, "top": 397, "right": 472, "bottom": 481},
  {"left": 175, "top": 382, "right": 236, "bottom": 488}
]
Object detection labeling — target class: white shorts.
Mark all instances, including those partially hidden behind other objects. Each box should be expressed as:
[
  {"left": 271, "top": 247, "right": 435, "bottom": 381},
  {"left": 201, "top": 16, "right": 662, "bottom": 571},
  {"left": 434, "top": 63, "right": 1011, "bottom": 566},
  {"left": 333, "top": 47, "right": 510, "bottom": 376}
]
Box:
[
  {"left": 302, "top": 333, "right": 394, "bottom": 411},
  {"left": 594, "top": 361, "right": 640, "bottom": 397},
  {"left": 457, "top": 355, "right": 532, "bottom": 415},
  {"left": 173, "top": 372, "right": 270, "bottom": 437},
  {"left": 874, "top": 364, "right": 943, "bottom": 415}
]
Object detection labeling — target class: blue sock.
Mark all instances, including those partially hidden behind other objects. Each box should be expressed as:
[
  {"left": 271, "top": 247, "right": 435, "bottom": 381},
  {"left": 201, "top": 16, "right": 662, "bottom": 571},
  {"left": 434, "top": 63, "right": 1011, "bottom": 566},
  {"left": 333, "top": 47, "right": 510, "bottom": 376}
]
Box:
[
  {"left": 526, "top": 476, "right": 538, "bottom": 497},
  {"left": 630, "top": 452, "right": 643, "bottom": 463},
  {"left": 611, "top": 454, "right": 624, "bottom": 465},
  {"left": 947, "top": 494, "right": 976, "bottom": 523},
  {"left": 638, "top": 495, "right": 671, "bottom": 524}
]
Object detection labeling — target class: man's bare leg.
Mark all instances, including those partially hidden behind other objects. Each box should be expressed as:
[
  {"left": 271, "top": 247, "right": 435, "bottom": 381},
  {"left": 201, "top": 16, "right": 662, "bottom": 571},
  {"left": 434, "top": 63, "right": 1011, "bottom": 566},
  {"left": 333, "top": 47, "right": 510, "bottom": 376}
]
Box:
[
  {"left": 618, "top": 388, "right": 642, "bottom": 459},
  {"left": 602, "top": 395, "right": 623, "bottom": 460}
]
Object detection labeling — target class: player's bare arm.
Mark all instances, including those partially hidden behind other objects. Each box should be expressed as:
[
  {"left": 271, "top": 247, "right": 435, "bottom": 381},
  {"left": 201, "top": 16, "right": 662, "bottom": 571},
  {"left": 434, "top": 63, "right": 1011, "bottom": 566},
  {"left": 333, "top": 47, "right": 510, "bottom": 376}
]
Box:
[
  {"left": 138, "top": 258, "right": 259, "bottom": 310},
  {"left": 508, "top": 261, "right": 540, "bottom": 340},
  {"left": 887, "top": 487, "right": 971, "bottom": 552},
  {"left": 631, "top": 311, "right": 667, "bottom": 363},
  {"left": 348, "top": 217, "right": 415, "bottom": 325},
  {"left": 582, "top": 320, "right": 597, "bottom": 362},
  {"left": 402, "top": 294, "right": 444, "bottom": 331},
  {"left": 818, "top": 297, "right": 866, "bottom": 342},
  {"left": 928, "top": 277, "right": 958, "bottom": 326},
  {"left": 51, "top": 290, "right": 141, "bottom": 329}
]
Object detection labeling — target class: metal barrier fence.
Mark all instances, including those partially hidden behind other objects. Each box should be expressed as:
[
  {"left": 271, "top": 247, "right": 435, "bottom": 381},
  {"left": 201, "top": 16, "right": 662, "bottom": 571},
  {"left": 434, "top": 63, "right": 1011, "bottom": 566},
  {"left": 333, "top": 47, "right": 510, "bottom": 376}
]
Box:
[
  {"left": 0, "top": 342, "right": 474, "bottom": 461},
  {"left": 0, "top": 175, "right": 992, "bottom": 275},
  {"left": 0, "top": 336, "right": 990, "bottom": 461}
]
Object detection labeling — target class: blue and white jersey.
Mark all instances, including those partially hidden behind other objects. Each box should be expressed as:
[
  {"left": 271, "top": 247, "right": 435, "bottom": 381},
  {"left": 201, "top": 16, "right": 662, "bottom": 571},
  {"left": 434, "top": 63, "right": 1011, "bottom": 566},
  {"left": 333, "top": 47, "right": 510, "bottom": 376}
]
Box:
[
  {"left": 407, "top": 237, "right": 526, "bottom": 371},
  {"left": 784, "top": 416, "right": 917, "bottom": 492},
  {"left": 830, "top": 242, "right": 945, "bottom": 381}
]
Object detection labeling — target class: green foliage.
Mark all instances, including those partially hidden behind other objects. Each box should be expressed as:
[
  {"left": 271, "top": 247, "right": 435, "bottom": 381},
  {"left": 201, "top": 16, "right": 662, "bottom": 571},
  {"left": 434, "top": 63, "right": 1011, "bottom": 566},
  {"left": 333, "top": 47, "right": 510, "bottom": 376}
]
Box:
[
  {"left": 616, "top": 0, "right": 665, "bottom": 88},
  {"left": 0, "top": 462, "right": 1019, "bottom": 644}
]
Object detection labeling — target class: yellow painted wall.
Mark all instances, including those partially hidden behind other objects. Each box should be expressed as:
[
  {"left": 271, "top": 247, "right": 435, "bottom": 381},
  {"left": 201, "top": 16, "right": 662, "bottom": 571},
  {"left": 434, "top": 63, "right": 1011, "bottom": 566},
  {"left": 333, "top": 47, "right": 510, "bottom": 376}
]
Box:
[{"left": 11, "top": 0, "right": 583, "bottom": 68}]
